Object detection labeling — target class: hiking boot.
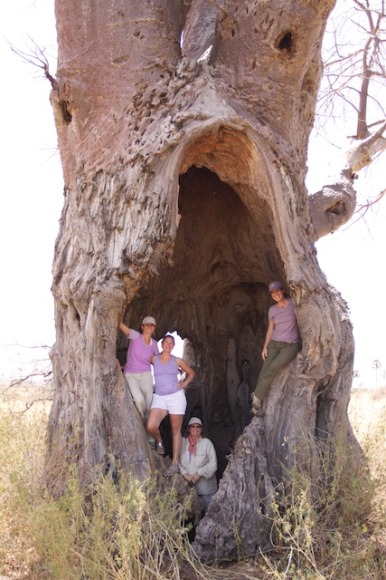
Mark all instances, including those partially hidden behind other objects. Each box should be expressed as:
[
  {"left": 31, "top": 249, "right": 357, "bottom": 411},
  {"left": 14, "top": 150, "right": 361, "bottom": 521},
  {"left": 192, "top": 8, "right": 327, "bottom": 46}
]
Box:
[
  {"left": 163, "top": 463, "right": 179, "bottom": 477},
  {"left": 251, "top": 395, "right": 264, "bottom": 417},
  {"left": 156, "top": 441, "right": 165, "bottom": 455}
]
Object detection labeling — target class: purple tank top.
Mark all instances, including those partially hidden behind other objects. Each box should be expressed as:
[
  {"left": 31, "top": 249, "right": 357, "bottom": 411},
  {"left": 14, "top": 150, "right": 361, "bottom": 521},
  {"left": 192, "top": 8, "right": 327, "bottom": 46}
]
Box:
[{"left": 153, "top": 355, "right": 180, "bottom": 396}]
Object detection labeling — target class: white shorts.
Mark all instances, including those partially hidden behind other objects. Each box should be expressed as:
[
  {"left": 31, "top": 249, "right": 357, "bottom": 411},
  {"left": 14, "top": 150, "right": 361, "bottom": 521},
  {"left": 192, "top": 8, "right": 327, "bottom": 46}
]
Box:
[{"left": 150, "top": 389, "right": 187, "bottom": 415}]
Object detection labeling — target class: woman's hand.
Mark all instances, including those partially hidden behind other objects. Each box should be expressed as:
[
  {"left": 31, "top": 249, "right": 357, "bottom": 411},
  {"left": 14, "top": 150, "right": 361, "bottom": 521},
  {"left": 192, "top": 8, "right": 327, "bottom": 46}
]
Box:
[
  {"left": 261, "top": 320, "right": 274, "bottom": 360},
  {"left": 190, "top": 472, "right": 200, "bottom": 484},
  {"left": 183, "top": 473, "right": 200, "bottom": 484},
  {"left": 177, "top": 358, "right": 195, "bottom": 388}
]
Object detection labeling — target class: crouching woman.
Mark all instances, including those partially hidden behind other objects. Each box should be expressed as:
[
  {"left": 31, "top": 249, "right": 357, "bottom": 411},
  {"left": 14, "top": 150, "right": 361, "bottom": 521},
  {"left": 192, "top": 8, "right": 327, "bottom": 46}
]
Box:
[{"left": 179, "top": 417, "right": 218, "bottom": 512}]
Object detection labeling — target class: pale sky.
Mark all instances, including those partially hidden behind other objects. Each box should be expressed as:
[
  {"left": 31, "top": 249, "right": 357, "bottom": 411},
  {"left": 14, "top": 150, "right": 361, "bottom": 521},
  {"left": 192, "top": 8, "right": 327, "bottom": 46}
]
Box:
[{"left": 0, "top": 0, "right": 385, "bottom": 388}]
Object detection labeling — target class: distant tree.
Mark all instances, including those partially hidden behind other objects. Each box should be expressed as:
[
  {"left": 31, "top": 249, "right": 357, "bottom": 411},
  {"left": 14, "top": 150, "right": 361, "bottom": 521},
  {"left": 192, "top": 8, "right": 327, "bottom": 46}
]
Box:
[{"left": 372, "top": 359, "right": 382, "bottom": 388}]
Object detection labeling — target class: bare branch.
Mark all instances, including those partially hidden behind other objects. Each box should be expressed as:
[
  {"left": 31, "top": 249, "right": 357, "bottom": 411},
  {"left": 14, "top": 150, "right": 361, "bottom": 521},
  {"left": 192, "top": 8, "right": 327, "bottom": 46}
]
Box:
[
  {"left": 319, "top": 0, "right": 386, "bottom": 140},
  {"left": 310, "top": 0, "right": 386, "bottom": 224},
  {"left": 9, "top": 35, "right": 57, "bottom": 89},
  {"left": 355, "top": 186, "right": 386, "bottom": 217}
]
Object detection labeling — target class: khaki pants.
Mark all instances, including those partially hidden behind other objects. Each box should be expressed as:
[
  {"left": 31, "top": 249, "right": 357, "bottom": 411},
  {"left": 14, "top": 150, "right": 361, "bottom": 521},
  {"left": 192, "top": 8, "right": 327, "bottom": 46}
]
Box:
[
  {"left": 254, "top": 340, "right": 300, "bottom": 400},
  {"left": 124, "top": 370, "right": 154, "bottom": 421},
  {"left": 124, "top": 371, "right": 155, "bottom": 444}
]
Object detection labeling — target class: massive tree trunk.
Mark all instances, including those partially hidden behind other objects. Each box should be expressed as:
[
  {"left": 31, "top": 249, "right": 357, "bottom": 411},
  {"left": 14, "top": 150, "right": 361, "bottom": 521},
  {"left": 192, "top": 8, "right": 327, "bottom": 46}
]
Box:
[{"left": 48, "top": 0, "right": 360, "bottom": 560}]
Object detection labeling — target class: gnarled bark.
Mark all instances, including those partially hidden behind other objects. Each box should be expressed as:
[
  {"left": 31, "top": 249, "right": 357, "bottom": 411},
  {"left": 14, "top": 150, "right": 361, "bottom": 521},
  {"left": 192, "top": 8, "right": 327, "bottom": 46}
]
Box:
[{"left": 48, "top": 0, "right": 361, "bottom": 559}]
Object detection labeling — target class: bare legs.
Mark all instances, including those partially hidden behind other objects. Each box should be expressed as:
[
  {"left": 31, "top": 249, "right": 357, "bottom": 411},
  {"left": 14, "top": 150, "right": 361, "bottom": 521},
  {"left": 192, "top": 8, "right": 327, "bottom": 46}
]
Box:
[
  {"left": 147, "top": 408, "right": 168, "bottom": 447},
  {"left": 169, "top": 414, "right": 184, "bottom": 464},
  {"left": 147, "top": 409, "right": 184, "bottom": 465}
]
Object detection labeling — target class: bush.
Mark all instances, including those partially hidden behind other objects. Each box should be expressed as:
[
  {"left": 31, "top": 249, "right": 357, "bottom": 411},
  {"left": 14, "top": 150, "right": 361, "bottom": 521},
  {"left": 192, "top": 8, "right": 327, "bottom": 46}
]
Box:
[
  {"left": 259, "top": 418, "right": 386, "bottom": 579},
  {"left": 0, "top": 405, "right": 212, "bottom": 579}
]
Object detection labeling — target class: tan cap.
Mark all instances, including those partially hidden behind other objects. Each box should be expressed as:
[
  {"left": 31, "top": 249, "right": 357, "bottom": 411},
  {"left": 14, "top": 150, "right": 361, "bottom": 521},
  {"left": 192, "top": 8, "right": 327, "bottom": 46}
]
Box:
[
  {"left": 188, "top": 417, "right": 203, "bottom": 426},
  {"left": 142, "top": 316, "right": 156, "bottom": 325}
]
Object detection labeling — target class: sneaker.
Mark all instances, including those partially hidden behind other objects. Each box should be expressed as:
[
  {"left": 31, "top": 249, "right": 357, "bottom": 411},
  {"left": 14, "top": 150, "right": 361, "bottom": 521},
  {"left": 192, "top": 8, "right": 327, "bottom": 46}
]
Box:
[
  {"left": 156, "top": 442, "right": 165, "bottom": 455},
  {"left": 163, "top": 464, "right": 179, "bottom": 477}
]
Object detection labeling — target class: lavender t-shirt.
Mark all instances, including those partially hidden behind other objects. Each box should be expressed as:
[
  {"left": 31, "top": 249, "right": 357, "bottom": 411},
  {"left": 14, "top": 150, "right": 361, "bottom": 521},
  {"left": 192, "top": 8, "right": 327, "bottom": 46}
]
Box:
[
  {"left": 123, "top": 329, "right": 158, "bottom": 373},
  {"left": 269, "top": 299, "right": 300, "bottom": 344}
]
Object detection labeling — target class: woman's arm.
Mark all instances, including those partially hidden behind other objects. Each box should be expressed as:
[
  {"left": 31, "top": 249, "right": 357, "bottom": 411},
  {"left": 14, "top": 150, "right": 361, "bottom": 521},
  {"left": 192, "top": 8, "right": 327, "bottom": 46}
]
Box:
[
  {"left": 190, "top": 440, "right": 218, "bottom": 483},
  {"left": 261, "top": 319, "right": 275, "bottom": 360},
  {"left": 176, "top": 358, "right": 195, "bottom": 388},
  {"left": 119, "top": 322, "right": 131, "bottom": 337},
  {"left": 195, "top": 440, "right": 217, "bottom": 480}
]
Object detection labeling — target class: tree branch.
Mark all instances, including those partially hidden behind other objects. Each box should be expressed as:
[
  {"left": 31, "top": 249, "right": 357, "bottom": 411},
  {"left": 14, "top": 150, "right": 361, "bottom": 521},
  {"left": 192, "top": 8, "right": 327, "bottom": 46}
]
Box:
[
  {"left": 345, "top": 120, "right": 386, "bottom": 171},
  {"left": 9, "top": 36, "right": 58, "bottom": 89},
  {"left": 309, "top": 178, "right": 357, "bottom": 241}
]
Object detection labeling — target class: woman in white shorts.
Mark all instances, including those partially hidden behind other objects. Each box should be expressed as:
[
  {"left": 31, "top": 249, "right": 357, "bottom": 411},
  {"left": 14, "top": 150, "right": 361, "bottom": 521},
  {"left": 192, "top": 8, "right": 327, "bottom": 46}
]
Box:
[{"left": 147, "top": 335, "right": 195, "bottom": 477}]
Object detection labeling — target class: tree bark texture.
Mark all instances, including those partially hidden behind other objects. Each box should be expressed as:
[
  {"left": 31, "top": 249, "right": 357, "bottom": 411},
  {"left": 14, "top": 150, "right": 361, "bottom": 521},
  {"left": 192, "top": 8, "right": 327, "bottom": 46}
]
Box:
[{"left": 48, "top": 0, "right": 360, "bottom": 559}]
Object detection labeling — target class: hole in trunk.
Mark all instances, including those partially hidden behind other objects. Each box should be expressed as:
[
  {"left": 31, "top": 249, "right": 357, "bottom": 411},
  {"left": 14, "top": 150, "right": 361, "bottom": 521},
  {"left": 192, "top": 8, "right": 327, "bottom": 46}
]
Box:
[
  {"left": 276, "top": 31, "right": 294, "bottom": 54},
  {"left": 121, "top": 163, "right": 284, "bottom": 476}
]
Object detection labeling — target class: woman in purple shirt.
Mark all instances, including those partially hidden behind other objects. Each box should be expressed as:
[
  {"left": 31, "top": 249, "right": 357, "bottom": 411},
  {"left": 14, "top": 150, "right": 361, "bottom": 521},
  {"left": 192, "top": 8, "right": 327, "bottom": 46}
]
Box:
[
  {"left": 120, "top": 316, "right": 158, "bottom": 425},
  {"left": 147, "top": 334, "right": 195, "bottom": 477},
  {"left": 252, "top": 281, "right": 301, "bottom": 416}
]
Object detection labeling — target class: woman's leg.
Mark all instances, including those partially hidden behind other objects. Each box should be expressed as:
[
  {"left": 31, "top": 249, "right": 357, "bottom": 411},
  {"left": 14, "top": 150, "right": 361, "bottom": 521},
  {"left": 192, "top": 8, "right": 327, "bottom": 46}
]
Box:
[
  {"left": 253, "top": 341, "right": 281, "bottom": 400},
  {"left": 140, "top": 372, "right": 156, "bottom": 444},
  {"left": 265, "top": 341, "right": 300, "bottom": 380},
  {"left": 140, "top": 372, "right": 155, "bottom": 417},
  {"left": 254, "top": 341, "right": 300, "bottom": 400},
  {"left": 169, "top": 414, "right": 184, "bottom": 464},
  {"left": 124, "top": 372, "right": 147, "bottom": 421},
  {"left": 199, "top": 493, "right": 215, "bottom": 513},
  {"left": 147, "top": 408, "right": 168, "bottom": 444}
]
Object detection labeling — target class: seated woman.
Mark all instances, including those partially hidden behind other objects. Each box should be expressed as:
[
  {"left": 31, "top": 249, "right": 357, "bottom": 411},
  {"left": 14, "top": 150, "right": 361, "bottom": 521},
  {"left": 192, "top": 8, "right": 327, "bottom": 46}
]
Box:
[
  {"left": 147, "top": 334, "right": 195, "bottom": 477},
  {"left": 179, "top": 417, "right": 218, "bottom": 512}
]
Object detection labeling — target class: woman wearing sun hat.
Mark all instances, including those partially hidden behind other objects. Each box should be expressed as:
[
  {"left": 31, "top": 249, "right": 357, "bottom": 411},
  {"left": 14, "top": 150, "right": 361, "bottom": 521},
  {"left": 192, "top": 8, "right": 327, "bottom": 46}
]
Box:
[
  {"left": 179, "top": 417, "right": 218, "bottom": 511},
  {"left": 119, "top": 316, "right": 159, "bottom": 428},
  {"left": 251, "top": 281, "right": 301, "bottom": 415}
]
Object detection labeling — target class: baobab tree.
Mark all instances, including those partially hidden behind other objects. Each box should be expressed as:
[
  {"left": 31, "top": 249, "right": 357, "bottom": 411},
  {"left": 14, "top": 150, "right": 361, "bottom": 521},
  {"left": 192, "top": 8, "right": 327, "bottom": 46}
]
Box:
[{"left": 45, "top": 0, "right": 386, "bottom": 561}]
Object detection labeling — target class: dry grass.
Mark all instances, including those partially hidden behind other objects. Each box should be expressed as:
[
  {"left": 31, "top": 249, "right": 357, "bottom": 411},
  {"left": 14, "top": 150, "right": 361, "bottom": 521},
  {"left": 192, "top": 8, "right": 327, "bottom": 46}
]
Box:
[
  {"left": 0, "top": 380, "right": 53, "bottom": 415},
  {"left": 0, "top": 384, "right": 385, "bottom": 579},
  {"left": 348, "top": 387, "right": 386, "bottom": 440}
]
